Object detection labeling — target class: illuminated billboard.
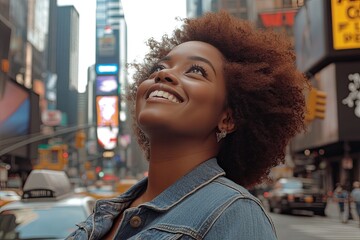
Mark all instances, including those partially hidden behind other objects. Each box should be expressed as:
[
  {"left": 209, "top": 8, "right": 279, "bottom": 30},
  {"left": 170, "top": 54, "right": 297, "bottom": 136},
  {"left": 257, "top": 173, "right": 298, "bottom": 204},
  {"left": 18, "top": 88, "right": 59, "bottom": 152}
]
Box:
[
  {"left": 96, "top": 96, "right": 119, "bottom": 127},
  {"left": 97, "top": 126, "right": 119, "bottom": 150},
  {"left": 0, "top": 79, "right": 30, "bottom": 139},
  {"left": 96, "top": 64, "right": 119, "bottom": 74},
  {"left": 96, "top": 75, "right": 118, "bottom": 95}
]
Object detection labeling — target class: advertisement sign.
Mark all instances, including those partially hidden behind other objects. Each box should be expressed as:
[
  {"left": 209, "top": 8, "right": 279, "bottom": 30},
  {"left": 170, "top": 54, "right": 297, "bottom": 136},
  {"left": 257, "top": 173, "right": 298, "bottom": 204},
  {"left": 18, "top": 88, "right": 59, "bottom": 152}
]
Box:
[
  {"left": 0, "top": 79, "right": 30, "bottom": 139},
  {"left": 336, "top": 61, "right": 360, "bottom": 140},
  {"left": 331, "top": 0, "right": 360, "bottom": 50},
  {"left": 41, "top": 110, "right": 62, "bottom": 126},
  {"left": 96, "top": 27, "right": 120, "bottom": 64},
  {"left": 96, "top": 75, "right": 119, "bottom": 95},
  {"left": 96, "top": 96, "right": 119, "bottom": 127},
  {"left": 99, "top": 33, "right": 116, "bottom": 56},
  {"left": 97, "top": 126, "right": 119, "bottom": 150},
  {"left": 294, "top": 0, "right": 328, "bottom": 73}
]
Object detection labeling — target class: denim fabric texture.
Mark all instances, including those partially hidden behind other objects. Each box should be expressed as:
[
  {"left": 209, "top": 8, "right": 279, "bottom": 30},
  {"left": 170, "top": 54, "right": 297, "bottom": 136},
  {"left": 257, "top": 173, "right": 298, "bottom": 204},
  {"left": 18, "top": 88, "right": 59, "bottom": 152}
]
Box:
[{"left": 65, "top": 158, "right": 277, "bottom": 240}]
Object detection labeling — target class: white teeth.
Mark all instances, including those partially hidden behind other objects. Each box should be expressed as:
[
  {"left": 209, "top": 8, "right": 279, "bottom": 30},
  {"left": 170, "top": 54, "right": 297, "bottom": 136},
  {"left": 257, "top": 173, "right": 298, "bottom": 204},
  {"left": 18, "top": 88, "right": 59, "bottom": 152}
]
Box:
[
  {"left": 148, "top": 90, "right": 180, "bottom": 103},
  {"left": 156, "top": 91, "right": 162, "bottom": 97}
]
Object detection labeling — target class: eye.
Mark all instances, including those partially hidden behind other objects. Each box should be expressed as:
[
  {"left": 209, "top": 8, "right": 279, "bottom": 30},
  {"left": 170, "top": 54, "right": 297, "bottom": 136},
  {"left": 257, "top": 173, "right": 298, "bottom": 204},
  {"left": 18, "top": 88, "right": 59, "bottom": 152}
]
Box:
[
  {"left": 150, "top": 64, "right": 166, "bottom": 74},
  {"left": 187, "top": 64, "right": 208, "bottom": 77}
]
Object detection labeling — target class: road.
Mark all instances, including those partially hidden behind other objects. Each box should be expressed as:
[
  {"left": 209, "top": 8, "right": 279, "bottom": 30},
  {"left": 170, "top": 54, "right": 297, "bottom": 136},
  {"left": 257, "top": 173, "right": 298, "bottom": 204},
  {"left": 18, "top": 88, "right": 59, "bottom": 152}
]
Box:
[{"left": 267, "top": 200, "right": 360, "bottom": 240}]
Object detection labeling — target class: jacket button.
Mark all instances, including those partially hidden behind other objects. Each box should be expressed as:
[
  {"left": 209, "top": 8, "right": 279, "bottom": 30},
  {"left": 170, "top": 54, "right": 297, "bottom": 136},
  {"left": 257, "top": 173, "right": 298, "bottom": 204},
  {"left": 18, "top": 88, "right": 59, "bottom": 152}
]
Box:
[{"left": 129, "top": 215, "right": 142, "bottom": 228}]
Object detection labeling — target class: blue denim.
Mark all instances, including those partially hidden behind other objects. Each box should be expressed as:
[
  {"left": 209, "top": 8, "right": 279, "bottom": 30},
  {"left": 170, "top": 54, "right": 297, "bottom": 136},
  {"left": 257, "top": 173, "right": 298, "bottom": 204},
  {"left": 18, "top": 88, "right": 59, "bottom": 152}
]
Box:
[{"left": 66, "top": 158, "right": 277, "bottom": 239}]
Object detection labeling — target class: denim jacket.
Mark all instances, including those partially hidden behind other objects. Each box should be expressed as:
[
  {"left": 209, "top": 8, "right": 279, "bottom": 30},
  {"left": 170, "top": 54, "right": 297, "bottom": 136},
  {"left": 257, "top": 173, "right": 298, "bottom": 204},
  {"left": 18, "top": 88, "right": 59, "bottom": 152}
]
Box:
[{"left": 66, "top": 158, "right": 277, "bottom": 239}]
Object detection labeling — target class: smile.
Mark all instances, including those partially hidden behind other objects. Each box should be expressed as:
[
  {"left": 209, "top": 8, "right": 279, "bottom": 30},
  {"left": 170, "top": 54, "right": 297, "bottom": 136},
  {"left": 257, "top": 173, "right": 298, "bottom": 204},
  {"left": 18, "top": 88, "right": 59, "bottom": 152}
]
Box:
[{"left": 148, "top": 90, "right": 182, "bottom": 103}]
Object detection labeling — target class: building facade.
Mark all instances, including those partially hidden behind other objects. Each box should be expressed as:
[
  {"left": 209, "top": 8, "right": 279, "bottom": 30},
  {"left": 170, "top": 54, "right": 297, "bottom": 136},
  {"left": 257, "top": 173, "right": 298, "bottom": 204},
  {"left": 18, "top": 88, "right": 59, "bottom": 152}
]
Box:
[{"left": 56, "top": 6, "right": 80, "bottom": 126}]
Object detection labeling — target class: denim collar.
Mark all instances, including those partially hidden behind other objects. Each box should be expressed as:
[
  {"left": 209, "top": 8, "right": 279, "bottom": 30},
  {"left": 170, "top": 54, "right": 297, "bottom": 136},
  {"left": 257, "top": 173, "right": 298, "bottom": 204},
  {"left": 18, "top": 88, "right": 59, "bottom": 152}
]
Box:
[
  {"left": 143, "top": 158, "right": 225, "bottom": 211},
  {"left": 90, "top": 158, "right": 225, "bottom": 238}
]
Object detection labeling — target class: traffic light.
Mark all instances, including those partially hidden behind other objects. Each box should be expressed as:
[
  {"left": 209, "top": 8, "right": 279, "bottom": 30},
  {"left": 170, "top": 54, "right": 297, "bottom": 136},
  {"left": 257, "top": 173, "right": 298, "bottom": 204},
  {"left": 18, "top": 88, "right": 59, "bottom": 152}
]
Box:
[
  {"left": 75, "top": 130, "right": 86, "bottom": 149},
  {"left": 305, "top": 87, "right": 327, "bottom": 122}
]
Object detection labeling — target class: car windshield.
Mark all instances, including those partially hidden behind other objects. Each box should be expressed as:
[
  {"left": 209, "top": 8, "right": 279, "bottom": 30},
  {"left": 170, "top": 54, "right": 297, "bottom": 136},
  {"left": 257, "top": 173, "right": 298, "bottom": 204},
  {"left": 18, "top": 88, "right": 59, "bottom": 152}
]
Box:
[{"left": 0, "top": 206, "right": 87, "bottom": 240}]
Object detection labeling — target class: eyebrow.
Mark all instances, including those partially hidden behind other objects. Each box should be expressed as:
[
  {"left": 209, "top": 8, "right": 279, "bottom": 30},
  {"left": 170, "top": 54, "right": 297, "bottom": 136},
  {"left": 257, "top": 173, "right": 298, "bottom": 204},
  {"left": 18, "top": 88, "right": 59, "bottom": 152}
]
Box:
[{"left": 158, "top": 55, "right": 217, "bottom": 75}]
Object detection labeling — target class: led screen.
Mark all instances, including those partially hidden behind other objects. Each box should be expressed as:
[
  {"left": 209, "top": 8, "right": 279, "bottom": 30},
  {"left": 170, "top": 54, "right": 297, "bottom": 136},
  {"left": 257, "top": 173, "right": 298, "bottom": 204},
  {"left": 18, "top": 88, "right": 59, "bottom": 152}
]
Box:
[
  {"left": 0, "top": 79, "right": 30, "bottom": 139},
  {"left": 96, "top": 96, "right": 119, "bottom": 127},
  {"left": 96, "top": 75, "right": 118, "bottom": 95},
  {"left": 97, "top": 126, "right": 119, "bottom": 150}
]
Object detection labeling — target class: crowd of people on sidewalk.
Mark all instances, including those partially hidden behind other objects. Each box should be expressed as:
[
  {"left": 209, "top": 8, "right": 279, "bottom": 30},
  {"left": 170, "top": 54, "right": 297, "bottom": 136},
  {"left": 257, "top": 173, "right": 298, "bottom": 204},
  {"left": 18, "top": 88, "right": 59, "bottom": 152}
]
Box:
[{"left": 333, "top": 181, "right": 360, "bottom": 227}]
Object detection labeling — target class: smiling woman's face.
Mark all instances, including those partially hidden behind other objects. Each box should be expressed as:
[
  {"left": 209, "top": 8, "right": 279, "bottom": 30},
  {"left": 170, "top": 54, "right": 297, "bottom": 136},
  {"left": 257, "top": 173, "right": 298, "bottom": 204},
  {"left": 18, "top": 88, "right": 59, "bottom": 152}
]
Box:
[{"left": 135, "top": 41, "right": 227, "bottom": 140}]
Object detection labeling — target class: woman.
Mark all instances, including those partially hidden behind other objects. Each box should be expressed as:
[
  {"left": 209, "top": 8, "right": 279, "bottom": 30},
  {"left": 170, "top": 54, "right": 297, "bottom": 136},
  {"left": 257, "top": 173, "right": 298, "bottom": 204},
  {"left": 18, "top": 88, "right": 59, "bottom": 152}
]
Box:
[{"left": 67, "top": 11, "right": 306, "bottom": 239}]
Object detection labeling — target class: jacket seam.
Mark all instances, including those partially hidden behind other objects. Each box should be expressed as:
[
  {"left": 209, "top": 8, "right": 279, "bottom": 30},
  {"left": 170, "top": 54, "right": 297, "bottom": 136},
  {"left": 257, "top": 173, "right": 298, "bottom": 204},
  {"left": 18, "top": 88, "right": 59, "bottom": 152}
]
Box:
[{"left": 198, "top": 195, "right": 242, "bottom": 238}]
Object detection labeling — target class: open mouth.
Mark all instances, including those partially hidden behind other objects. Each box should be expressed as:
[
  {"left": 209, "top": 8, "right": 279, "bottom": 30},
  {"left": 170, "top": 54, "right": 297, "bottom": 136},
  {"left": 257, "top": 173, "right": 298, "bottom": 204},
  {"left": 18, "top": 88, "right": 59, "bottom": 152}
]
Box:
[{"left": 148, "top": 90, "right": 182, "bottom": 103}]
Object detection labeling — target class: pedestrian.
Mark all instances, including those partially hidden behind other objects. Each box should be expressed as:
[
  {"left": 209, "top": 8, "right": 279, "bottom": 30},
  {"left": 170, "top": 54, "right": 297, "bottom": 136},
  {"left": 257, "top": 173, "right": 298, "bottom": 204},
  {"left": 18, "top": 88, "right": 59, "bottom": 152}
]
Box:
[
  {"left": 334, "top": 183, "right": 349, "bottom": 223},
  {"left": 66, "top": 11, "right": 306, "bottom": 239},
  {"left": 350, "top": 181, "right": 360, "bottom": 227}
]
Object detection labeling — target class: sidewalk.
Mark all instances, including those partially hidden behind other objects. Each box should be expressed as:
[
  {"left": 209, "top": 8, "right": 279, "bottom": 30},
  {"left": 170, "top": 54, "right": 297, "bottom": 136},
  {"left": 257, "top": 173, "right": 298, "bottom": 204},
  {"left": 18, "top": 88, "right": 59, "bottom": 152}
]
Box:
[{"left": 325, "top": 199, "right": 359, "bottom": 228}]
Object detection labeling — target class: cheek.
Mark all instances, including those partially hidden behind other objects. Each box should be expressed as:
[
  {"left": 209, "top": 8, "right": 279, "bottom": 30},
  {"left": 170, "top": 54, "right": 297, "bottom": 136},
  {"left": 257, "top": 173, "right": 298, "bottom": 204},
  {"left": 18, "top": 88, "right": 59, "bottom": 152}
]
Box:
[{"left": 191, "top": 85, "right": 226, "bottom": 112}]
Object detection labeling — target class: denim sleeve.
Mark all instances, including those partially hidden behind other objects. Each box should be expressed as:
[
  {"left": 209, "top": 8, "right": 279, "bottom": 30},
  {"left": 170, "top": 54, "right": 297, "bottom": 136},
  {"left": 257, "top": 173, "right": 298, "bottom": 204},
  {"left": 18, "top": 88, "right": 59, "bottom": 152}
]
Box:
[
  {"left": 204, "top": 198, "right": 277, "bottom": 240},
  {"left": 65, "top": 219, "right": 93, "bottom": 240},
  {"left": 65, "top": 223, "right": 89, "bottom": 240}
]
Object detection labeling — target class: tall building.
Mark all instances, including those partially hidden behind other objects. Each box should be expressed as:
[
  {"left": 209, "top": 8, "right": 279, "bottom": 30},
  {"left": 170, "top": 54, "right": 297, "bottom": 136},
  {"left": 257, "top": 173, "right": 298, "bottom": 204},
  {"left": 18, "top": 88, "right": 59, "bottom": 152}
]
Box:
[
  {"left": 56, "top": 6, "right": 79, "bottom": 126},
  {"left": 0, "top": 0, "right": 48, "bottom": 185},
  {"left": 95, "top": 0, "right": 124, "bottom": 151},
  {"left": 187, "top": 0, "right": 256, "bottom": 21}
]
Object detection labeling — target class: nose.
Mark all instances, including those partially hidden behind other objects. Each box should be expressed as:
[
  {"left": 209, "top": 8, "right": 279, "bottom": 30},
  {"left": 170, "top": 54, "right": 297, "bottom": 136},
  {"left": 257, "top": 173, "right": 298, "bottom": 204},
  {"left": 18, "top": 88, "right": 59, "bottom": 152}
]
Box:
[{"left": 154, "top": 70, "right": 179, "bottom": 84}]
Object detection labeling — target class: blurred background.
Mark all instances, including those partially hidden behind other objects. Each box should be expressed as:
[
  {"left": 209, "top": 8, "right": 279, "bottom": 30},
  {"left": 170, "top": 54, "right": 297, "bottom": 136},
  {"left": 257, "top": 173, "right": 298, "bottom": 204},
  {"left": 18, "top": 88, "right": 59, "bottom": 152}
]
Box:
[{"left": 1, "top": 0, "right": 360, "bottom": 239}]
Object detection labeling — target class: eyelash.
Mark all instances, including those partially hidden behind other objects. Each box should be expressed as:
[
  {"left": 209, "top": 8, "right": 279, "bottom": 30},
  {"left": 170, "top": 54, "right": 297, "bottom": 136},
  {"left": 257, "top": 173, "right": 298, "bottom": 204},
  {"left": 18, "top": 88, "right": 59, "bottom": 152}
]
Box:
[
  {"left": 149, "top": 64, "right": 208, "bottom": 78},
  {"left": 150, "top": 64, "right": 165, "bottom": 74},
  {"left": 187, "top": 64, "right": 207, "bottom": 77}
]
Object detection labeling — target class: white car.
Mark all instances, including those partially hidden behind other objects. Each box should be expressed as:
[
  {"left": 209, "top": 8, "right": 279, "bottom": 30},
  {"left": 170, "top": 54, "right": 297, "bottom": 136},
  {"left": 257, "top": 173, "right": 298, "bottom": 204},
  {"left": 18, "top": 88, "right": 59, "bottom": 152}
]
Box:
[{"left": 0, "top": 170, "right": 95, "bottom": 240}]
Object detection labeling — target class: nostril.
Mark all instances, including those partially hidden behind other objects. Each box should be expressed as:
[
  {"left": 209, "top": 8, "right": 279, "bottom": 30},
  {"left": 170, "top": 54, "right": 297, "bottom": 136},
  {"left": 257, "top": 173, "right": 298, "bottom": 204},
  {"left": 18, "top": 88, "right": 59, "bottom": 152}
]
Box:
[{"left": 165, "top": 77, "right": 172, "bottom": 82}]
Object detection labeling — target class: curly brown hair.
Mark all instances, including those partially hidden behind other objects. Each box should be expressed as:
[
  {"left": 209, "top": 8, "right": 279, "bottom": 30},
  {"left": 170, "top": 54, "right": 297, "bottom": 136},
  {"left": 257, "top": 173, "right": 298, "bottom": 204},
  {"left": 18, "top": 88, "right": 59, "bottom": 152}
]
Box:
[{"left": 126, "top": 11, "right": 307, "bottom": 188}]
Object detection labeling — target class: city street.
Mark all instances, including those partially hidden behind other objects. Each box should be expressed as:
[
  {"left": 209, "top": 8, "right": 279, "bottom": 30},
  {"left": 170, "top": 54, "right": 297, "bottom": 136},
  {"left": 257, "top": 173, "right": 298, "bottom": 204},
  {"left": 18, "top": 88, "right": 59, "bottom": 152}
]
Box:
[{"left": 269, "top": 200, "right": 360, "bottom": 240}]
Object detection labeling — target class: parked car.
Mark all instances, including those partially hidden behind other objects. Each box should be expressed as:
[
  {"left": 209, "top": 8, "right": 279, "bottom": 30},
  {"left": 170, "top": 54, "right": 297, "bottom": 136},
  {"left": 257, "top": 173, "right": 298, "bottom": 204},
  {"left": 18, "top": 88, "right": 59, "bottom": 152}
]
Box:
[
  {"left": 266, "top": 177, "right": 327, "bottom": 216},
  {"left": 0, "top": 169, "right": 96, "bottom": 240}
]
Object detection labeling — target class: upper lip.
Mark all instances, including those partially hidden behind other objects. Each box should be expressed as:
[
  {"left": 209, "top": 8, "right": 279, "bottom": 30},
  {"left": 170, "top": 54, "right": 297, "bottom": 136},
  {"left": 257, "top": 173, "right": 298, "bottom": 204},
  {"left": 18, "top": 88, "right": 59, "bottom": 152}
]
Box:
[{"left": 145, "top": 84, "right": 184, "bottom": 102}]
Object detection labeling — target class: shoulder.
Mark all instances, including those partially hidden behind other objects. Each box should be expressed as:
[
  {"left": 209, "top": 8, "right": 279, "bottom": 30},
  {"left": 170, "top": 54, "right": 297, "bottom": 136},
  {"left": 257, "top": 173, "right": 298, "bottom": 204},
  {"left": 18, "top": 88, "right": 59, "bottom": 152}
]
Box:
[
  {"left": 200, "top": 177, "right": 277, "bottom": 239},
  {"left": 208, "top": 176, "right": 263, "bottom": 205}
]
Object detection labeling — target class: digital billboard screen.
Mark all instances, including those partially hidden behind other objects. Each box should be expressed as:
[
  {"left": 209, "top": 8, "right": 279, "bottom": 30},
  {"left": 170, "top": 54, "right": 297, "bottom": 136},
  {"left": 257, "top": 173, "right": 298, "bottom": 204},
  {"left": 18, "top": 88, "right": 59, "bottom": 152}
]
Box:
[
  {"left": 96, "top": 96, "right": 119, "bottom": 127},
  {"left": 97, "top": 126, "right": 119, "bottom": 150},
  {"left": 96, "top": 75, "right": 118, "bottom": 95},
  {"left": 0, "top": 79, "right": 30, "bottom": 139}
]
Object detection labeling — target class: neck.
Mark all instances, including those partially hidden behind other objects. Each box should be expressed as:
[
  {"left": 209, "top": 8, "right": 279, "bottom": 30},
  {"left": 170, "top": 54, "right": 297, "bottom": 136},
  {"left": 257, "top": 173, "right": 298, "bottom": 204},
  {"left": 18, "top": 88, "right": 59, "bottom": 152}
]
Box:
[{"left": 140, "top": 136, "right": 218, "bottom": 202}]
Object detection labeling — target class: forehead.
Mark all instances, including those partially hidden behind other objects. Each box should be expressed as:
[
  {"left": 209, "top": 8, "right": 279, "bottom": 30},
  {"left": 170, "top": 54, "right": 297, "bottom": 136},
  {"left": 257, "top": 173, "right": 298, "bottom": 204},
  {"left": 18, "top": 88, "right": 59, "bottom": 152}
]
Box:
[{"left": 167, "top": 41, "right": 224, "bottom": 66}]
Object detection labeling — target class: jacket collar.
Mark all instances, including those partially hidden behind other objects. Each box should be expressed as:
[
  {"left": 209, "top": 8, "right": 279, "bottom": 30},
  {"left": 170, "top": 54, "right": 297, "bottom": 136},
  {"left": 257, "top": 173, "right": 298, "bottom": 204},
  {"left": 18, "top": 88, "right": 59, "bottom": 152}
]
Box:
[
  {"left": 90, "top": 158, "right": 224, "bottom": 238},
  {"left": 143, "top": 158, "right": 225, "bottom": 211}
]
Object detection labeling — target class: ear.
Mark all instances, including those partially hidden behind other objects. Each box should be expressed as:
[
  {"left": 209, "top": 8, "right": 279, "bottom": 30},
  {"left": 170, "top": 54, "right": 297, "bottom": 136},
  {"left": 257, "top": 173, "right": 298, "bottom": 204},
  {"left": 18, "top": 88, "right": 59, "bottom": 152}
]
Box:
[{"left": 217, "top": 108, "right": 236, "bottom": 133}]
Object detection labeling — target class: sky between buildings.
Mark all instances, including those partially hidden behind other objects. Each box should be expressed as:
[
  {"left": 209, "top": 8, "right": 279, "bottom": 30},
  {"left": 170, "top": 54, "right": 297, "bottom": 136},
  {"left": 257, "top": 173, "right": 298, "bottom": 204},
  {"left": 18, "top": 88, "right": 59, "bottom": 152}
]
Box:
[{"left": 57, "top": 0, "right": 187, "bottom": 92}]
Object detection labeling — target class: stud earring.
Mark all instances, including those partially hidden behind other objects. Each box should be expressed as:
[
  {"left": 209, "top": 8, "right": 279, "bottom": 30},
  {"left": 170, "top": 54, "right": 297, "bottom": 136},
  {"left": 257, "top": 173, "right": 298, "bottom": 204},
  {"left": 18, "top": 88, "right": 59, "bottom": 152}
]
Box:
[{"left": 216, "top": 129, "right": 227, "bottom": 142}]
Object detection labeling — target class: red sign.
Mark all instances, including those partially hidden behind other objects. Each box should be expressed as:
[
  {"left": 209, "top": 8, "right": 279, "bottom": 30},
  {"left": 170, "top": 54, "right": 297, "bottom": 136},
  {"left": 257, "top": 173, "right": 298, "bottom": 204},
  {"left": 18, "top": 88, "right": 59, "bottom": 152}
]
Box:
[{"left": 41, "top": 110, "right": 62, "bottom": 126}]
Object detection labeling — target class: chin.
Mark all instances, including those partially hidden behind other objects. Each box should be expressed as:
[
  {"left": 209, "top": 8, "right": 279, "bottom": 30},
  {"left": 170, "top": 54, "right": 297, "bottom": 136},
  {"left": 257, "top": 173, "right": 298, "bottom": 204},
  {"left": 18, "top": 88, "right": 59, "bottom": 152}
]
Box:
[{"left": 137, "top": 113, "right": 169, "bottom": 132}]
